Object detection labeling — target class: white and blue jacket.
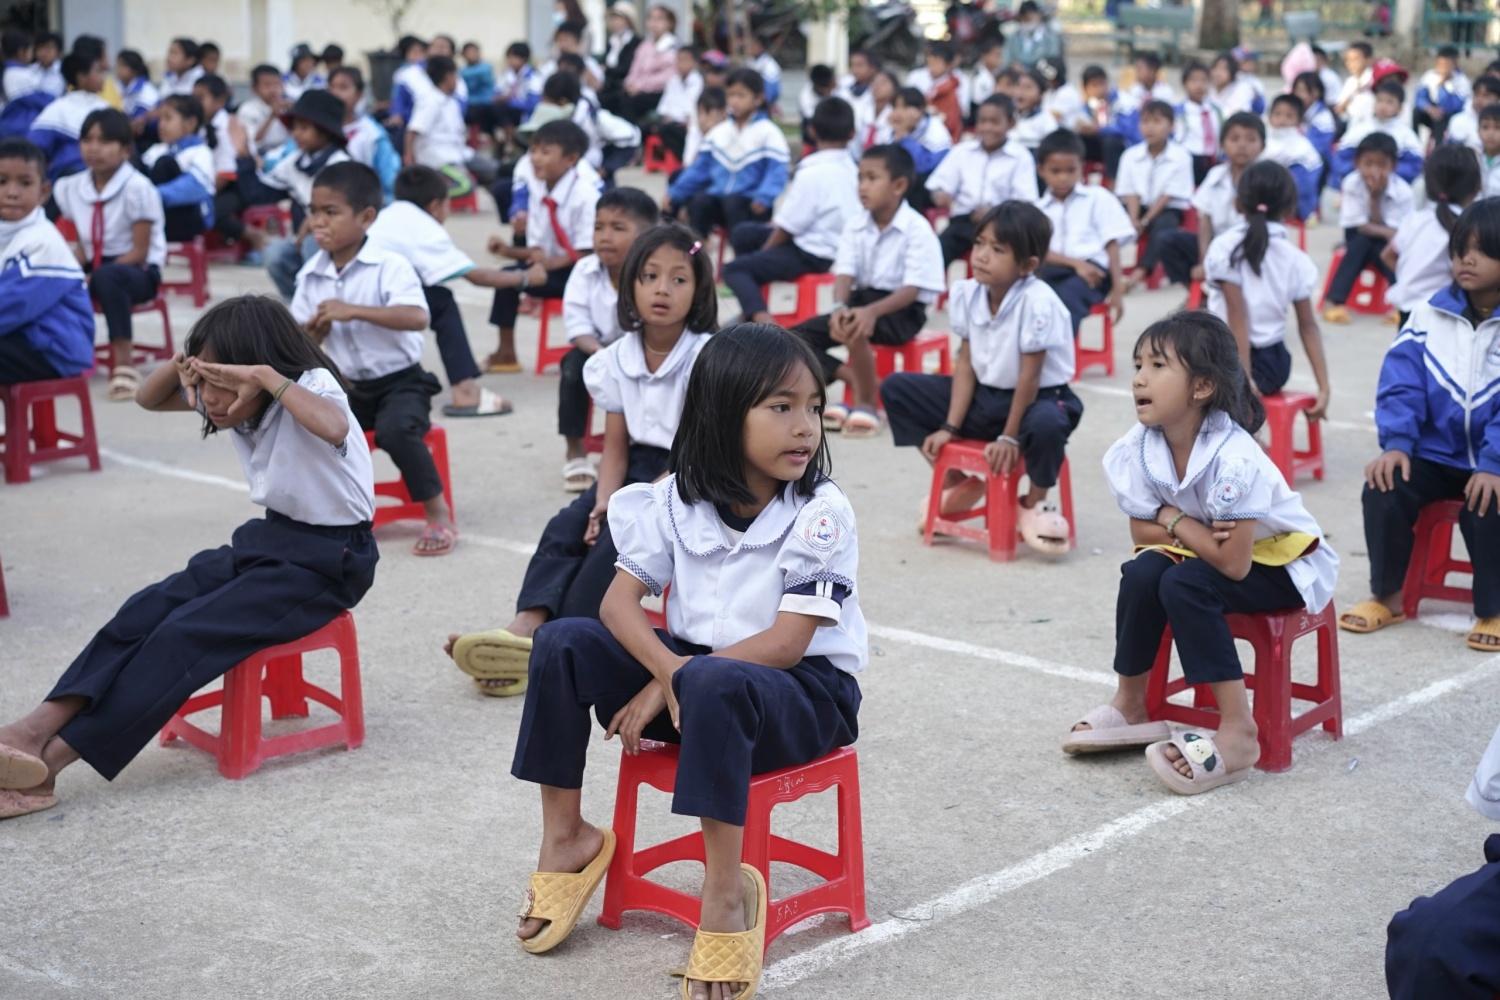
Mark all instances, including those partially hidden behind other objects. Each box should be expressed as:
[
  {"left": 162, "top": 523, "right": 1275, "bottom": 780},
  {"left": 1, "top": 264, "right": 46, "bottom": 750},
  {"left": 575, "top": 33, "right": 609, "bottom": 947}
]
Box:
[
  {"left": 1379, "top": 284, "right": 1500, "bottom": 476},
  {"left": 667, "top": 111, "right": 789, "bottom": 206},
  {"left": 0, "top": 60, "right": 50, "bottom": 137},
  {"left": 121, "top": 77, "right": 161, "bottom": 120},
  {"left": 0, "top": 206, "right": 93, "bottom": 376},
  {"left": 143, "top": 135, "right": 217, "bottom": 229},
  {"left": 1303, "top": 99, "right": 1336, "bottom": 164},
  {"left": 1416, "top": 70, "right": 1470, "bottom": 120},
  {"left": 28, "top": 91, "right": 109, "bottom": 179}
]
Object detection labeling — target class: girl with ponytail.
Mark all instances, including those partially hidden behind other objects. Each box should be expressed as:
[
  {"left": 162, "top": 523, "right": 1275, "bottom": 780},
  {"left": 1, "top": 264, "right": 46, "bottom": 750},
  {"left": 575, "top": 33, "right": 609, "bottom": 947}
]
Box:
[
  {"left": 1064, "top": 310, "right": 1339, "bottom": 796},
  {"left": 1201, "top": 160, "right": 1330, "bottom": 414},
  {"left": 1382, "top": 143, "right": 1482, "bottom": 326}
]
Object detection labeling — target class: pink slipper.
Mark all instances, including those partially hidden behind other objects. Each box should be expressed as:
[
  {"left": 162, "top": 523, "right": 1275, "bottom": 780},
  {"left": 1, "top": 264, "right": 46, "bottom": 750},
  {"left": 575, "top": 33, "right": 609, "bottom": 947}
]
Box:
[
  {"left": 1062, "top": 704, "right": 1171, "bottom": 754},
  {"left": 1019, "top": 500, "right": 1070, "bottom": 555},
  {"left": 0, "top": 788, "right": 58, "bottom": 820},
  {"left": 0, "top": 744, "right": 47, "bottom": 790},
  {"left": 1145, "top": 731, "right": 1255, "bottom": 795}
]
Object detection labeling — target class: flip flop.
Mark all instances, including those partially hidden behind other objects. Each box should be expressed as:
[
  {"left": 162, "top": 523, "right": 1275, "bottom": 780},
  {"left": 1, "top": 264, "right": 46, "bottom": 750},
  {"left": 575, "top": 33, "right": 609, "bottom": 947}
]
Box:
[
  {"left": 107, "top": 365, "right": 140, "bottom": 402},
  {"left": 1338, "top": 600, "right": 1405, "bottom": 634},
  {"left": 452, "top": 628, "right": 533, "bottom": 692},
  {"left": 0, "top": 744, "right": 48, "bottom": 790},
  {"left": 842, "top": 408, "right": 881, "bottom": 439},
  {"left": 1019, "top": 500, "right": 1071, "bottom": 556},
  {"left": 1145, "top": 731, "right": 1254, "bottom": 796},
  {"left": 483, "top": 352, "right": 523, "bottom": 374},
  {"left": 1468, "top": 616, "right": 1500, "bottom": 652},
  {"left": 677, "top": 864, "right": 767, "bottom": 1000},
  {"left": 441, "top": 387, "right": 513, "bottom": 417},
  {"left": 0, "top": 788, "right": 58, "bottom": 820},
  {"left": 1062, "top": 704, "right": 1171, "bottom": 754},
  {"left": 822, "top": 402, "right": 849, "bottom": 431},
  {"left": 518, "top": 826, "right": 617, "bottom": 954},
  {"left": 475, "top": 677, "right": 528, "bottom": 697},
  {"left": 562, "top": 457, "right": 596, "bottom": 493},
  {"left": 413, "top": 522, "right": 458, "bottom": 557}
]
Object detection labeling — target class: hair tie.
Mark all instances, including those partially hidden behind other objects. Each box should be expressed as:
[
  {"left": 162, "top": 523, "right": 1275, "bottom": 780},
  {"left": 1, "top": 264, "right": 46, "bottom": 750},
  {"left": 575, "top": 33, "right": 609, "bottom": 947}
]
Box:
[
  {"left": 688, "top": 240, "right": 702, "bottom": 256},
  {"left": 1254, "top": 203, "right": 1268, "bottom": 213}
]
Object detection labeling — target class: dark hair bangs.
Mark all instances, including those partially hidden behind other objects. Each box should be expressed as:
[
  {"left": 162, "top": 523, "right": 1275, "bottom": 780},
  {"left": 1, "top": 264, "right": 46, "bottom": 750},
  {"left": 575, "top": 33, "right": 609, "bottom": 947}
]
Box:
[
  {"left": 616, "top": 224, "right": 718, "bottom": 334},
  {"left": 1133, "top": 311, "right": 1264, "bottom": 433},
  {"left": 1450, "top": 199, "right": 1500, "bottom": 261}
]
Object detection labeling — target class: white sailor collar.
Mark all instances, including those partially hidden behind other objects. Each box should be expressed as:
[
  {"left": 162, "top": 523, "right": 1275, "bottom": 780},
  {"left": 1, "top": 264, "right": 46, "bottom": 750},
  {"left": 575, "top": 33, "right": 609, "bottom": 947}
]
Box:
[
  {"left": 77, "top": 162, "right": 142, "bottom": 204},
  {"left": 614, "top": 329, "right": 703, "bottom": 381},
  {"left": 1139, "top": 409, "right": 1238, "bottom": 493},
  {"left": 665, "top": 476, "right": 807, "bottom": 556}
]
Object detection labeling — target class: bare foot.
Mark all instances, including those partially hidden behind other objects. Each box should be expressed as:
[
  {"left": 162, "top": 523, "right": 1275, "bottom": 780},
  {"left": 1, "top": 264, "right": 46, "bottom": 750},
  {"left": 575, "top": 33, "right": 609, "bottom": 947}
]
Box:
[
  {"left": 939, "top": 475, "right": 987, "bottom": 517},
  {"left": 0, "top": 720, "right": 49, "bottom": 761},
  {"left": 1160, "top": 725, "right": 1259, "bottom": 778},
  {"left": 517, "top": 823, "right": 606, "bottom": 941},
  {"left": 687, "top": 877, "right": 751, "bottom": 1000}
]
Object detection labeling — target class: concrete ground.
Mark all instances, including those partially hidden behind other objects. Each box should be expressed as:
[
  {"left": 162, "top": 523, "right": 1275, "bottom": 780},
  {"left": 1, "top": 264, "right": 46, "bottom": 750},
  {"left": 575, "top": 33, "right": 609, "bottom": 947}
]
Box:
[{"left": 5, "top": 163, "right": 1498, "bottom": 1000}]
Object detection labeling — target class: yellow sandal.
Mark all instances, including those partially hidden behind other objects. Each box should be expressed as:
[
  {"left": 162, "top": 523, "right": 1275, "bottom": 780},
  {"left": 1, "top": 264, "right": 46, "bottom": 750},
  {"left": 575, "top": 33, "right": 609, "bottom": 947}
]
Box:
[
  {"left": 1338, "top": 600, "right": 1406, "bottom": 634},
  {"left": 1468, "top": 616, "right": 1500, "bottom": 653},
  {"left": 678, "top": 864, "right": 767, "bottom": 1000},
  {"left": 518, "top": 826, "right": 616, "bottom": 954}
]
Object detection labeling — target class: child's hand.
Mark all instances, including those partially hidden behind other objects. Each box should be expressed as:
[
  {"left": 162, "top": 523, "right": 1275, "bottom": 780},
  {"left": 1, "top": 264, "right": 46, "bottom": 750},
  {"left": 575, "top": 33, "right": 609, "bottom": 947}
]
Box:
[
  {"left": 525, "top": 246, "right": 546, "bottom": 265},
  {"left": 1364, "top": 449, "right": 1411, "bottom": 492},
  {"left": 828, "top": 307, "right": 852, "bottom": 343},
  {"left": 604, "top": 682, "right": 669, "bottom": 754},
  {"left": 525, "top": 262, "right": 547, "bottom": 286},
  {"left": 486, "top": 234, "right": 506, "bottom": 256},
  {"left": 984, "top": 436, "right": 1019, "bottom": 475},
  {"left": 750, "top": 200, "right": 767, "bottom": 215},
  {"left": 173, "top": 352, "right": 202, "bottom": 408},
  {"left": 1307, "top": 387, "right": 1330, "bottom": 421},
  {"left": 1466, "top": 471, "right": 1500, "bottom": 516},
  {"left": 314, "top": 299, "right": 358, "bottom": 325},
  {"left": 1107, "top": 287, "right": 1125, "bottom": 323},
  {"left": 1210, "top": 519, "right": 1238, "bottom": 542},
  {"left": 921, "top": 427, "right": 954, "bottom": 461},
  {"left": 1075, "top": 261, "right": 1105, "bottom": 288},
  {"left": 189, "top": 360, "right": 270, "bottom": 422},
  {"left": 583, "top": 499, "right": 608, "bottom": 545},
  {"left": 1190, "top": 264, "right": 1205, "bottom": 282},
  {"left": 305, "top": 315, "right": 331, "bottom": 342},
  {"left": 844, "top": 307, "right": 876, "bottom": 344}
]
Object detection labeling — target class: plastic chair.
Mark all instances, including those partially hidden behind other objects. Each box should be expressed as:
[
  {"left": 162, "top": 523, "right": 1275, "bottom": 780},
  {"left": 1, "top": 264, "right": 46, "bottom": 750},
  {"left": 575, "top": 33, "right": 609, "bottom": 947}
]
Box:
[
  {"left": 1318, "top": 248, "right": 1390, "bottom": 315},
  {"left": 1401, "top": 500, "right": 1474, "bottom": 620},
  {"left": 762, "top": 272, "right": 835, "bottom": 327},
  {"left": 159, "top": 611, "right": 363, "bottom": 779},
  {"left": 242, "top": 203, "right": 292, "bottom": 236},
  {"left": 532, "top": 297, "right": 569, "bottom": 374},
  {"left": 598, "top": 742, "right": 868, "bottom": 952},
  {"left": 92, "top": 296, "right": 175, "bottom": 367},
  {"left": 923, "top": 444, "right": 1075, "bottom": 561},
  {"left": 1074, "top": 303, "right": 1114, "bottom": 379},
  {"left": 163, "top": 236, "right": 210, "bottom": 307},
  {"left": 364, "top": 427, "right": 455, "bottom": 528},
  {"left": 841, "top": 330, "right": 954, "bottom": 408},
  {"left": 1146, "top": 603, "right": 1343, "bottom": 772},
  {"left": 0, "top": 551, "right": 8, "bottom": 617},
  {"left": 1260, "top": 392, "right": 1325, "bottom": 484},
  {"left": 1, "top": 375, "right": 101, "bottom": 484},
  {"left": 449, "top": 177, "right": 481, "bottom": 215},
  {"left": 642, "top": 133, "right": 682, "bottom": 175}
]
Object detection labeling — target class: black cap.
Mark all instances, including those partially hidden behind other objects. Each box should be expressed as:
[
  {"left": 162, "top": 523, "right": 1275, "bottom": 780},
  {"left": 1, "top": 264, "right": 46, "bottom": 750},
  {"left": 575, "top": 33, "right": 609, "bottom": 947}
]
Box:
[{"left": 283, "top": 88, "right": 346, "bottom": 145}]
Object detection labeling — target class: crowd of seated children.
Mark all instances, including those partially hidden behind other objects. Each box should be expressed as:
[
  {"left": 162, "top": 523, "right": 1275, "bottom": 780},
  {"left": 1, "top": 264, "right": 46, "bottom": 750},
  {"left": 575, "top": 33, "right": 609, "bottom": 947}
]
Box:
[
  {"left": 1115, "top": 99, "right": 1196, "bottom": 292},
  {"left": 1323, "top": 133, "right": 1413, "bottom": 325},
  {"left": 1035, "top": 128, "right": 1132, "bottom": 333},
  {"left": 28, "top": 50, "right": 108, "bottom": 180},
  {"left": 1382, "top": 145, "right": 1481, "bottom": 327},
  {"left": 928, "top": 93, "right": 1038, "bottom": 266},
  {"left": 1333, "top": 80, "right": 1424, "bottom": 186},
  {"left": 790, "top": 144, "right": 945, "bottom": 439},
  {"left": 722, "top": 97, "right": 859, "bottom": 324},
  {"left": 142, "top": 95, "right": 216, "bottom": 244}
]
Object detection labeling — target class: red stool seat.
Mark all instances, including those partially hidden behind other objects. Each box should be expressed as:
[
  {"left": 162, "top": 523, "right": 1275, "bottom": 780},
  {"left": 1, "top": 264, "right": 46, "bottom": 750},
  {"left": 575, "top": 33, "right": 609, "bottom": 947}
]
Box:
[
  {"left": 159, "top": 611, "right": 363, "bottom": 779},
  {"left": 598, "top": 741, "right": 868, "bottom": 951},
  {"left": 364, "top": 426, "right": 455, "bottom": 527},
  {"left": 2, "top": 375, "right": 101, "bottom": 484},
  {"left": 163, "top": 236, "right": 210, "bottom": 307},
  {"left": 762, "top": 272, "right": 835, "bottom": 327},
  {"left": 532, "top": 297, "right": 569, "bottom": 374},
  {"left": 92, "top": 295, "right": 175, "bottom": 366},
  {"left": 449, "top": 176, "right": 481, "bottom": 215},
  {"left": 923, "top": 442, "right": 1075, "bottom": 561},
  {"left": 1146, "top": 604, "right": 1343, "bottom": 772},
  {"left": 242, "top": 203, "right": 292, "bottom": 235},
  {"left": 1260, "top": 392, "right": 1325, "bottom": 484},
  {"left": 642, "top": 133, "right": 681, "bottom": 175},
  {"left": 1401, "top": 500, "right": 1474, "bottom": 620},
  {"left": 1318, "top": 248, "right": 1390, "bottom": 315},
  {"left": 842, "top": 329, "right": 953, "bottom": 408},
  {"left": 1074, "top": 303, "right": 1114, "bottom": 379}
]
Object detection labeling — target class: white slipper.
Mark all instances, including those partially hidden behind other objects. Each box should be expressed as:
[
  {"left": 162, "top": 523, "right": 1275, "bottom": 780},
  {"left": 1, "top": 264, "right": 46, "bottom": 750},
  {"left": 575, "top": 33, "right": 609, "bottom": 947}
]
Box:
[
  {"left": 822, "top": 402, "right": 849, "bottom": 431},
  {"left": 1145, "top": 731, "right": 1255, "bottom": 795},
  {"left": 1062, "top": 704, "right": 1171, "bottom": 754},
  {"left": 1019, "top": 500, "right": 1070, "bottom": 555},
  {"left": 561, "top": 457, "right": 596, "bottom": 493}
]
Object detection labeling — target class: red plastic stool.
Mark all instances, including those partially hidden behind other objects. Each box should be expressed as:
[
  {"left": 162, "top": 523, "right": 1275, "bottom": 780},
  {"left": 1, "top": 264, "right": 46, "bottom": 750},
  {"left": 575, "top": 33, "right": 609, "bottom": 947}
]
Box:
[
  {"left": 1260, "top": 392, "right": 1324, "bottom": 484},
  {"left": 1074, "top": 303, "right": 1114, "bottom": 379},
  {"left": 842, "top": 329, "right": 953, "bottom": 407},
  {"left": 242, "top": 203, "right": 292, "bottom": 236},
  {"left": 762, "top": 272, "right": 835, "bottom": 327},
  {"left": 1401, "top": 500, "right": 1474, "bottom": 620},
  {"left": 1318, "top": 248, "right": 1390, "bottom": 315},
  {"left": 1146, "top": 603, "right": 1343, "bottom": 772},
  {"left": 532, "top": 297, "right": 569, "bottom": 374},
  {"left": 642, "top": 133, "right": 682, "bottom": 175},
  {"left": 449, "top": 176, "right": 481, "bottom": 215},
  {"left": 158, "top": 611, "right": 363, "bottom": 779},
  {"left": 598, "top": 742, "right": 868, "bottom": 951},
  {"left": 1290, "top": 217, "right": 1308, "bottom": 251},
  {"left": 923, "top": 443, "right": 1075, "bottom": 561},
  {"left": 1186, "top": 279, "right": 1203, "bottom": 309},
  {"left": 364, "top": 426, "right": 455, "bottom": 528},
  {"left": 0, "top": 551, "right": 8, "bottom": 617},
  {"left": 163, "top": 236, "right": 210, "bottom": 307},
  {"left": 92, "top": 295, "right": 175, "bottom": 366},
  {"left": 2, "top": 375, "right": 101, "bottom": 484}
]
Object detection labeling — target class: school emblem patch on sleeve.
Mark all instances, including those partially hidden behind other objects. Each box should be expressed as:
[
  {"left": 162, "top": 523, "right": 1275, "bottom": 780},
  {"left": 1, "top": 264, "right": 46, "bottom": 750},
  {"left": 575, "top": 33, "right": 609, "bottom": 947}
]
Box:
[{"left": 804, "top": 507, "right": 841, "bottom": 552}]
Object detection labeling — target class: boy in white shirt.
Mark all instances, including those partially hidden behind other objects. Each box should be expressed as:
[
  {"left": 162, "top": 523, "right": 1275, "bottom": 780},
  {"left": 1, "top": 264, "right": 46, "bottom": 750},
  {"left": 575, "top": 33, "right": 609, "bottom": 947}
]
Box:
[
  {"left": 1034, "top": 129, "right": 1133, "bottom": 333},
  {"left": 1115, "top": 100, "right": 1197, "bottom": 290},
  {"left": 237, "top": 65, "right": 291, "bottom": 156},
  {"left": 1129, "top": 52, "right": 1178, "bottom": 106},
  {"left": 1334, "top": 80, "right": 1424, "bottom": 187},
  {"left": 744, "top": 34, "right": 783, "bottom": 109},
  {"left": 406, "top": 55, "right": 499, "bottom": 197},
  {"left": 790, "top": 144, "right": 946, "bottom": 438},
  {"left": 652, "top": 45, "right": 703, "bottom": 163},
  {"left": 288, "top": 162, "right": 451, "bottom": 555},
  {"left": 1447, "top": 76, "right": 1500, "bottom": 152},
  {"left": 838, "top": 48, "right": 881, "bottom": 133},
  {"left": 1335, "top": 41, "right": 1376, "bottom": 124},
  {"left": 1175, "top": 61, "right": 1221, "bottom": 184},
  {"left": 1477, "top": 105, "right": 1500, "bottom": 198},
  {"left": 1323, "top": 132, "right": 1413, "bottom": 324},
  {"left": 970, "top": 40, "right": 1004, "bottom": 118},
  {"left": 926, "top": 93, "right": 1039, "bottom": 265},
  {"left": 723, "top": 97, "right": 860, "bottom": 323}
]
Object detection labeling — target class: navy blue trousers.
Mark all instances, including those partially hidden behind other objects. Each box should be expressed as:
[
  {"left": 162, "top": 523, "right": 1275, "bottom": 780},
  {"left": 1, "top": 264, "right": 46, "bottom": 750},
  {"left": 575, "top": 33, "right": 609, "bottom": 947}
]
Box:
[
  {"left": 511, "top": 617, "right": 861, "bottom": 825},
  {"left": 348, "top": 364, "right": 444, "bottom": 504},
  {"left": 516, "top": 444, "right": 670, "bottom": 619},
  {"left": 1114, "top": 551, "right": 1304, "bottom": 685},
  {"left": 791, "top": 287, "right": 926, "bottom": 386},
  {"left": 90, "top": 259, "right": 161, "bottom": 344},
  {"left": 48, "top": 513, "right": 377, "bottom": 780},
  {"left": 1327, "top": 229, "right": 1394, "bottom": 305},
  {"left": 1387, "top": 834, "right": 1500, "bottom": 999},
  {"left": 1249, "top": 341, "right": 1292, "bottom": 396},
  {"left": 1037, "top": 263, "right": 1111, "bottom": 335},
  {"left": 490, "top": 263, "right": 572, "bottom": 330},
  {"left": 424, "top": 284, "right": 481, "bottom": 387},
  {"left": 722, "top": 222, "right": 832, "bottom": 318},
  {"left": 880, "top": 374, "right": 1084, "bottom": 490}
]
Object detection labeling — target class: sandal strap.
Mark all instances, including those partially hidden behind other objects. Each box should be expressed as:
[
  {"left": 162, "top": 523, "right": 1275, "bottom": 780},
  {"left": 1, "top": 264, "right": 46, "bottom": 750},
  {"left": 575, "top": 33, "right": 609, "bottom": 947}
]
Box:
[
  {"left": 682, "top": 926, "right": 763, "bottom": 985},
  {"left": 1167, "top": 731, "right": 1224, "bottom": 782},
  {"left": 520, "top": 869, "right": 594, "bottom": 923}
]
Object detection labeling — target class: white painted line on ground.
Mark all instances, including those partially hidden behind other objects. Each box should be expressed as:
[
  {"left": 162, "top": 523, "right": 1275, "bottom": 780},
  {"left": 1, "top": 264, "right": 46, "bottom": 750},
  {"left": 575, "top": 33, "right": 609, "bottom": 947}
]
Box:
[
  {"left": 99, "top": 448, "right": 248, "bottom": 493},
  {"left": 867, "top": 624, "right": 1114, "bottom": 687},
  {"left": 762, "top": 657, "right": 1500, "bottom": 990}
]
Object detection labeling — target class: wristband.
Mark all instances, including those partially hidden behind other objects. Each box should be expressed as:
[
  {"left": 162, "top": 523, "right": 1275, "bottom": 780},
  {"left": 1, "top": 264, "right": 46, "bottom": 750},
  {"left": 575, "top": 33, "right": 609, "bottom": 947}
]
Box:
[
  {"left": 940, "top": 422, "right": 961, "bottom": 436},
  {"left": 996, "top": 434, "right": 1020, "bottom": 447},
  {"left": 271, "top": 377, "right": 294, "bottom": 403},
  {"left": 1164, "top": 511, "right": 1186, "bottom": 542}
]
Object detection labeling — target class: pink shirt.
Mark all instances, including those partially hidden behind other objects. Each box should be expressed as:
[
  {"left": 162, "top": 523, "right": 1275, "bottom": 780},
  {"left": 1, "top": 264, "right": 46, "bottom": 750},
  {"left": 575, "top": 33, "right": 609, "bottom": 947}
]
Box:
[{"left": 625, "top": 34, "right": 678, "bottom": 94}]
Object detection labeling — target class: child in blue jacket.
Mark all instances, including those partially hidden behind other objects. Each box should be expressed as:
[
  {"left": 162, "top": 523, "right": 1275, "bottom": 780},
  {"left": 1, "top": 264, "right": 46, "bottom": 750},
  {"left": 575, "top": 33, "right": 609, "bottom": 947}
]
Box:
[{"left": 665, "top": 68, "right": 788, "bottom": 239}]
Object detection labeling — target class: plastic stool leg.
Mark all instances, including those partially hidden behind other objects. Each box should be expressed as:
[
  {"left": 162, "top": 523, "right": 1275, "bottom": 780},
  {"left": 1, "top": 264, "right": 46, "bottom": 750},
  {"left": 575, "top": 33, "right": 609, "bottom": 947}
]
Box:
[
  {"left": 219, "top": 662, "right": 264, "bottom": 779},
  {"left": 1252, "top": 619, "right": 1294, "bottom": 773},
  {"left": 264, "top": 654, "right": 310, "bottom": 719},
  {"left": 837, "top": 764, "right": 871, "bottom": 931},
  {"left": 339, "top": 615, "right": 365, "bottom": 749},
  {"left": 598, "top": 767, "right": 643, "bottom": 929}
]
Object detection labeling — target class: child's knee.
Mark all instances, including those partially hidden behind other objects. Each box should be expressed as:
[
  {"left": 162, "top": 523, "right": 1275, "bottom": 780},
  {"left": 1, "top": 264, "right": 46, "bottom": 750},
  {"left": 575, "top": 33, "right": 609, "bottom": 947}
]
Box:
[
  {"left": 1157, "top": 558, "right": 1219, "bottom": 610},
  {"left": 1120, "top": 551, "right": 1172, "bottom": 591},
  {"left": 674, "top": 657, "right": 755, "bottom": 713},
  {"left": 531, "top": 617, "right": 614, "bottom": 675}
]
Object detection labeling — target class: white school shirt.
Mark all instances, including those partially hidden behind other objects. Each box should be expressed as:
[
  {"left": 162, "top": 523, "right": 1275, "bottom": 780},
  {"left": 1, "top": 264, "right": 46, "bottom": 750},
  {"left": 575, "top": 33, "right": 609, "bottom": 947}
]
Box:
[
  {"left": 609, "top": 475, "right": 868, "bottom": 675},
  {"left": 262, "top": 147, "right": 352, "bottom": 209},
  {"left": 524, "top": 165, "right": 598, "bottom": 259},
  {"left": 837, "top": 77, "right": 877, "bottom": 133},
  {"left": 1129, "top": 81, "right": 1179, "bottom": 106},
  {"left": 582, "top": 330, "right": 710, "bottom": 449},
  {"left": 561, "top": 253, "right": 625, "bottom": 345},
  {"left": 1450, "top": 108, "right": 1483, "bottom": 152},
  {"left": 1114, "top": 140, "right": 1193, "bottom": 211},
  {"left": 207, "top": 108, "right": 236, "bottom": 175},
  {"left": 120, "top": 77, "right": 160, "bottom": 118},
  {"left": 750, "top": 52, "right": 783, "bottom": 97},
  {"left": 33, "top": 60, "right": 63, "bottom": 98},
  {"left": 1175, "top": 97, "right": 1223, "bottom": 158},
  {"left": 29, "top": 90, "right": 108, "bottom": 140},
  {"left": 1010, "top": 107, "right": 1054, "bottom": 149},
  {"left": 539, "top": 56, "right": 604, "bottom": 89},
  {"left": 1263, "top": 127, "right": 1324, "bottom": 173},
  {"left": 161, "top": 66, "right": 204, "bottom": 98},
  {"left": 1103, "top": 410, "right": 1339, "bottom": 613},
  {"left": 1202, "top": 223, "right": 1319, "bottom": 348},
  {"left": 289, "top": 243, "right": 430, "bottom": 382},
  {"left": 907, "top": 67, "right": 971, "bottom": 121},
  {"left": 142, "top": 139, "right": 217, "bottom": 204},
  {"left": 227, "top": 367, "right": 376, "bottom": 526},
  {"left": 409, "top": 89, "right": 471, "bottom": 169},
  {"left": 342, "top": 116, "right": 386, "bottom": 171},
  {"left": 283, "top": 70, "right": 329, "bottom": 102},
  {"left": 53, "top": 163, "right": 167, "bottom": 269},
  {"left": 1318, "top": 67, "right": 1344, "bottom": 110},
  {"left": 831, "top": 201, "right": 947, "bottom": 304},
  {"left": 1191, "top": 162, "right": 1243, "bottom": 237},
  {"left": 1481, "top": 150, "right": 1500, "bottom": 200},
  {"left": 1388, "top": 208, "right": 1459, "bottom": 313},
  {"left": 1337, "top": 69, "right": 1375, "bottom": 123},
  {"left": 1210, "top": 78, "right": 1257, "bottom": 116},
  {"left": 907, "top": 114, "right": 953, "bottom": 158},
  {"left": 970, "top": 64, "right": 998, "bottom": 112},
  {"left": 1044, "top": 84, "right": 1085, "bottom": 130},
  {"left": 367, "top": 200, "right": 474, "bottom": 286},
  {"left": 1, "top": 63, "right": 36, "bottom": 106},
  {"left": 1338, "top": 171, "right": 1413, "bottom": 229},
  {"left": 1341, "top": 115, "right": 1424, "bottom": 161},
  {"left": 948, "top": 274, "right": 1074, "bottom": 388},
  {"left": 925, "top": 137, "right": 1039, "bottom": 216},
  {"left": 773, "top": 148, "right": 861, "bottom": 261},
  {"left": 657, "top": 70, "right": 702, "bottom": 124},
  {"left": 1466, "top": 723, "right": 1500, "bottom": 820},
  {"left": 237, "top": 95, "right": 290, "bottom": 154},
  {"left": 1040, "top": 183, "right": 1136, "bottom": 270}
]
